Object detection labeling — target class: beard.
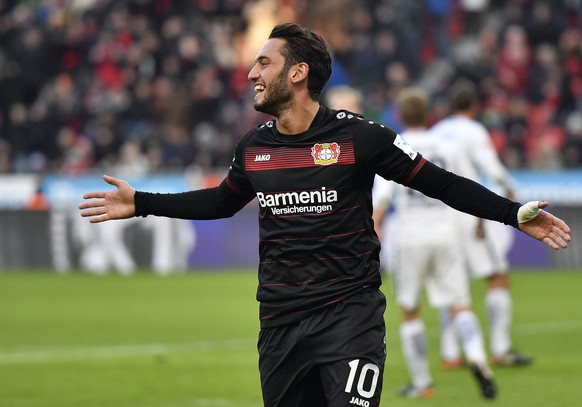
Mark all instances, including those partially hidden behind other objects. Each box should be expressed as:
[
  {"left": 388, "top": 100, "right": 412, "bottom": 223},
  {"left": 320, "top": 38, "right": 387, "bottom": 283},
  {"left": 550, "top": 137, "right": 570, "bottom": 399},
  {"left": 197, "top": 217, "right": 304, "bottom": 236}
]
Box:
[{"left": 253, "top": 68, "right": 293, "bottom": 117}]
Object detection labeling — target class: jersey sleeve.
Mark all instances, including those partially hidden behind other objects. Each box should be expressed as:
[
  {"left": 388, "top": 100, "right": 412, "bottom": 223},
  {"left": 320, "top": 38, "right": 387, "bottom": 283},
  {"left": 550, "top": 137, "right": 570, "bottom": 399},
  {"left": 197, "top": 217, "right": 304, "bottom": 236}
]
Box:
[
  {"left": 134, "top": 179, "right": 254, "bottom": 220},
  {"left": 354, "top": 123, "right": 425, "bottom": 184},
  {"left": 134, "top": 132, "right": 256, "bottom": 220}
]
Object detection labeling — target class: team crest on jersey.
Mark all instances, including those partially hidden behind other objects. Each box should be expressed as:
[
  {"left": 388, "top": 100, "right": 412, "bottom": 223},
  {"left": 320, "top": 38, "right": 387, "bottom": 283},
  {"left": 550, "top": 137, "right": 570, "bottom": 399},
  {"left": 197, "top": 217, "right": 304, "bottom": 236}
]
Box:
[{"left": 311, "top": 142, "right": 340, "bottom": 165}]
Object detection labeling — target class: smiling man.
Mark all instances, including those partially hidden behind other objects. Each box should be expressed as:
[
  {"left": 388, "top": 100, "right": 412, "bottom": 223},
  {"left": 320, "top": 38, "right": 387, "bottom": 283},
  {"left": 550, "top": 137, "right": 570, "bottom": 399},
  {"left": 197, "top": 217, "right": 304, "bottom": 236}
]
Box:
[{"left": 79, "top": 23, "right": 571, "bottom": 407}]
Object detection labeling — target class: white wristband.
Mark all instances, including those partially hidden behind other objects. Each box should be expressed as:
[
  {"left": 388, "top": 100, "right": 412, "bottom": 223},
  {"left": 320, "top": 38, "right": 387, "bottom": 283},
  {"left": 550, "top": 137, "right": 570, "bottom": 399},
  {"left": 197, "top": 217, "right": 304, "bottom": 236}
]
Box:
[{"left": 517, "top": 201, "right": 542, "bottom": 224}]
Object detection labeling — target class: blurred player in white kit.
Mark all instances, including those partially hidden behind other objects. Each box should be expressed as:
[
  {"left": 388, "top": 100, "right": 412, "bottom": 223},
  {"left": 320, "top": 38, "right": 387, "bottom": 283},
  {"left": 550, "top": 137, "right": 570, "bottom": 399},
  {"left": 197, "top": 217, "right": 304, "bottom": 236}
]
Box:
[
  {"left": 373, "top": 88, "right": 496, "bottom": 399},
  {"left": 431, "top": 79, "right": 532, "bottom": 367}
]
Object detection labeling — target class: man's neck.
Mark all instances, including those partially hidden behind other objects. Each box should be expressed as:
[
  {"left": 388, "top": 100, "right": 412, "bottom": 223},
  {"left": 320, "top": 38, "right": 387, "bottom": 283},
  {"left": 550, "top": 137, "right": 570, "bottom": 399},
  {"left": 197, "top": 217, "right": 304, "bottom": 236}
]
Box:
[
  {"left": 275, "top": 100, "right": 320, "bottom": 135},
  {"left": 454, "top": 108, "right": 476, "bottom": 120}
]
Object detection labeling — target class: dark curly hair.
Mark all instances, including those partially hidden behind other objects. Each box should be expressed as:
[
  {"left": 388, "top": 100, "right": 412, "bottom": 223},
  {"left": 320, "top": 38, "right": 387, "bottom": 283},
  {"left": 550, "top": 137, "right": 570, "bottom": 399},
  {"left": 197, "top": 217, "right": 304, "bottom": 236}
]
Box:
[
  {"left": 269, "top": 23, "right": 332, "bottom": 102},
  {"left": 449, "top": 79, "right": 479, "bottom": 112}
]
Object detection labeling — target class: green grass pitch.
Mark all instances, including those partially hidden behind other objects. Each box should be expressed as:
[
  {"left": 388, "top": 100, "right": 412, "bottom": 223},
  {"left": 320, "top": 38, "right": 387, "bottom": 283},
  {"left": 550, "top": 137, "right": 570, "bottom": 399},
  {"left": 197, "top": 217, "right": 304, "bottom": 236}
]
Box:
[{"left": 1, "top": 268, "right": 581, "bottom": 407}]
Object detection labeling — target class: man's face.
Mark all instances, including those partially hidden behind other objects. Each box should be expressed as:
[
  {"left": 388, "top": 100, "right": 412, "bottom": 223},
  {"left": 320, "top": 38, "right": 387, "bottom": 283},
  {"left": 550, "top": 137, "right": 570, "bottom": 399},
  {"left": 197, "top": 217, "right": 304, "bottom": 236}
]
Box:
[{"left": 248, "top": 38, "right": 293, "bottom": 117}]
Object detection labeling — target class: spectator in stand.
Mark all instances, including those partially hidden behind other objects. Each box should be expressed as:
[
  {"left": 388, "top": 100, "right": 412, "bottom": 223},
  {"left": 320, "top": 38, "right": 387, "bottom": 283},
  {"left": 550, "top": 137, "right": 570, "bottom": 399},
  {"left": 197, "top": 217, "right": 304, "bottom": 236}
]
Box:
[
  {"left": 502, "top": 97, "right": 529, "bottom": 168},
  {"left": 558, "top": 28, "right": 582, "bottom": 114},
  {"left": 0, "top": 140, "right": 9, "bottom": 173},
  {"left": 460, "top": 0, "right": 490, "bottom": 35},
  {"left": 425, "top": 0, "right": 454, "bottom": 59},
  {"left": 379, "top": 62, "right": 411, "bottom": 132},
  {"left": 524, "top": 0, "right": 566, "bottom": 48},
  {"left": 563, "top": 112, "right": 582, "bottom": 167},
  {"left": 497, "top": 24, "right": 532, "bottom": 98}
]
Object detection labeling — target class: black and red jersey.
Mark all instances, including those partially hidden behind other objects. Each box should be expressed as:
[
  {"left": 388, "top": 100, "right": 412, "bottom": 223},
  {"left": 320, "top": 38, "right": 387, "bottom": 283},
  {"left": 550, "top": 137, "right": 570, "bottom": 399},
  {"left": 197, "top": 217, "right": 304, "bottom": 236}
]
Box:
[{"left": 226, "top": 106, "right": 423, "bottom": 327}]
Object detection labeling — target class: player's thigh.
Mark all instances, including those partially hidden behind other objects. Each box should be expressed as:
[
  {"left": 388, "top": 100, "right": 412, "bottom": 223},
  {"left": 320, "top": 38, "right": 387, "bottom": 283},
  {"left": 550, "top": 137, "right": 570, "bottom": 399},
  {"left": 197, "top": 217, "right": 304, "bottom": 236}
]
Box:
[
  {"left": 484, "top": 220, "right": 512, "bottom": 267},
  {"left": 258, "top": 323, "right": 328, "bottom": 407},
  {"left": 426, "top": 243, "right": 471, "bottom": 308},
  {"left": 458, "top": 220, "right": 505, "bottom": 277},
  {"left": 393, "top": 244, "right": 430, "bottom": 310},
  {"left": 318, "top": 291, "right": 386, "bottom": 407}
]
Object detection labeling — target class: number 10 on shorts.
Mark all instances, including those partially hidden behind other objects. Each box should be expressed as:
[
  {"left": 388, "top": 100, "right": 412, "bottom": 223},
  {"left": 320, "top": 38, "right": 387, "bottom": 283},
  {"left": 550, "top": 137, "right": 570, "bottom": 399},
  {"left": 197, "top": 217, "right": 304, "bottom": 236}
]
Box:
[{"left": 345, "top": 359, "right": 380, "bottom": 400}]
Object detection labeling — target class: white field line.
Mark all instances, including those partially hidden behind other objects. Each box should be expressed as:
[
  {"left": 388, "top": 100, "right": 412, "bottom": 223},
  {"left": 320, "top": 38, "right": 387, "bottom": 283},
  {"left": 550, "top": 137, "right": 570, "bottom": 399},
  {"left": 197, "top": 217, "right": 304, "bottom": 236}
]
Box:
[
  {"left": 425, "top": 319, "right": 582, "bottom": 341},
  {"left": 515, "top": 319, "right": 582, "bottom": 334},
  {"left": 0, "top": 338, "right": 255, "bottom": 365},
  {"left": 2, "top": 320, "right": 581, "bottom": 366}
]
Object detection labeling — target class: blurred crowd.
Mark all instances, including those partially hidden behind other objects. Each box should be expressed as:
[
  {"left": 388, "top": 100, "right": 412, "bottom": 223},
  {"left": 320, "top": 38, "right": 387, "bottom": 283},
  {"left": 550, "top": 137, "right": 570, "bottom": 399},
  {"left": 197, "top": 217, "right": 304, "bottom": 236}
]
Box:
[{"left": 0, "top": 0, "right": 581, "bottom": 176}]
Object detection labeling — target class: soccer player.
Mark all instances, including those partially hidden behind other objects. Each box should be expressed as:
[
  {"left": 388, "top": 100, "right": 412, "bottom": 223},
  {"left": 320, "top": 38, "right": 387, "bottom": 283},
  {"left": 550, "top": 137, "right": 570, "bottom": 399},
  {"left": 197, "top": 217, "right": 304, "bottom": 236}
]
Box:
[
  {"left": 79, "top": 23, "right": 571, "bottom": 407},
  {"left": 373, "top": 88, "right": 495, "bottom": 399},
  {"left": 431, "top": 79, "right": 533, "bottom": 367},
  {"left": 324, "top": 85, "right": 364, "bottom": 115}
]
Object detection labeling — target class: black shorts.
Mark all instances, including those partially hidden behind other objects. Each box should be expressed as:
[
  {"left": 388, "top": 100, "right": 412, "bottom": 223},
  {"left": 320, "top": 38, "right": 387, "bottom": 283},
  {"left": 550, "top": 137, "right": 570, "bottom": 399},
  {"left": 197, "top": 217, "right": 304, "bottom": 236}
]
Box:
[{"left": 258, "top": 289, "right": 386, "bottom": 407}]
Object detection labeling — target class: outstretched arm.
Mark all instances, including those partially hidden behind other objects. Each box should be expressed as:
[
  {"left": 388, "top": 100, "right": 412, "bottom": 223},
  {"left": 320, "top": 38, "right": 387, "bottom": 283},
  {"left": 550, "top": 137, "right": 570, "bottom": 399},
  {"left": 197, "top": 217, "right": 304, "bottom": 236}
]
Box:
[
  {"left": 79, "top": 175, "right": 136, "bottom": 223},
  {"left": 79, "top": 174, "right": 255, "bottom": 223},
  {"left": 407, "top": 161, "right": 572, "bottom": 251}
]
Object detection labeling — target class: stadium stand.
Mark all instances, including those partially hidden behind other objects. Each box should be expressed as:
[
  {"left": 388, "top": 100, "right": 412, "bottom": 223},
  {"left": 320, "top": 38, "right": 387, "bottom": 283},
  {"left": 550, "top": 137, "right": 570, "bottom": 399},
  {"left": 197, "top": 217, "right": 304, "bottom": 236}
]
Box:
[{"left": 0, "top": 0, "right": 580, "bottom": 174}]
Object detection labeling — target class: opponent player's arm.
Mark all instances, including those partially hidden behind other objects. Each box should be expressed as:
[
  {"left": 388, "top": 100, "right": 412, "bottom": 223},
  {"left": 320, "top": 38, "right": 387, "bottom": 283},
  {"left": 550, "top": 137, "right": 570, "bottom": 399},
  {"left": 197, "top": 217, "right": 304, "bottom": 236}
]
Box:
[
  {"left": 473, "top": 131, "right": 517, "bottom": 198},
  {"left": 135, "top": 178, "right": 255, "bottom": 220},
  {"left": 372, "top": 176, "right": 394, "bottom": 239}
]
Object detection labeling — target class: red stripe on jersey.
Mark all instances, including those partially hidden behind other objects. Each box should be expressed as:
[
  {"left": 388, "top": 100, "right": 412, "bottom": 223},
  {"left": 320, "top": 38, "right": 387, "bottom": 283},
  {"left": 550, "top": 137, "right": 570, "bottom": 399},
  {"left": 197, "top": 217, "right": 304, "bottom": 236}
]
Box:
[
  {"left": 259, "top": 249, "right": 374, "bottom": 265},
  {"left": 260, "top": 228, "right": 366, "bottom": 243},
  {"left": 245, "top": 141, "right": 355, "bottom": 171},
  {"left": 225, "top": 176, "right": 245, "bottom": 195},
  {"left": 402, "top": 157, "right": 426, "bottom": 185}
]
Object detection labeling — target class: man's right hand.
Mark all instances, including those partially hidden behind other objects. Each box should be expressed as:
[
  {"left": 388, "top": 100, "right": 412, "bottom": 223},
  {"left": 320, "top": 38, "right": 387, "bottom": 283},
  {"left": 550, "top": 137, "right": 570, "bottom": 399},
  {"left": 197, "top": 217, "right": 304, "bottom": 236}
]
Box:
[{"left": 79, "top": 175, "right": 136, "bottom": 223}]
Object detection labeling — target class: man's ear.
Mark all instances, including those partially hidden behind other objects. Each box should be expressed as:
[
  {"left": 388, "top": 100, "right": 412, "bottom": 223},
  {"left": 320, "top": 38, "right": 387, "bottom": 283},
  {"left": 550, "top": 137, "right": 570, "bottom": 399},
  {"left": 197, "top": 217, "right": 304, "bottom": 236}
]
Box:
[{"left": 290, "top": 62, "right": 309, "bottom": 84}]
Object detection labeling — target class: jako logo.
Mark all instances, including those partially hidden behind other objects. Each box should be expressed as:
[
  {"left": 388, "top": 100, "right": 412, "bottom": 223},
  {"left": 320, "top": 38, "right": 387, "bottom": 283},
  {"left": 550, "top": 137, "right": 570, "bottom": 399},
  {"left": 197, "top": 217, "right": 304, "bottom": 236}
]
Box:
[
  {"left": 254, "top": 154, "right": 270, "bottom": 162},
  {"left": 349, "top": 397, "right": 370, "bottom": 407}
]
